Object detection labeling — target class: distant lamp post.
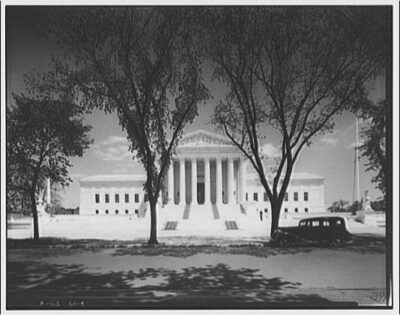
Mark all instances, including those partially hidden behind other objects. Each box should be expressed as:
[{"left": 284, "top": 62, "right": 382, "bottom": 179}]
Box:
[{"left": 353, "top": 116, "right": 360, "bottom": 207}]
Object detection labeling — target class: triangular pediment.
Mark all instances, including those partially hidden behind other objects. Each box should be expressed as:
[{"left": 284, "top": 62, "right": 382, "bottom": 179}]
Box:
[{"left": 178, "top": 130, "right": 233, "bottom": 147}]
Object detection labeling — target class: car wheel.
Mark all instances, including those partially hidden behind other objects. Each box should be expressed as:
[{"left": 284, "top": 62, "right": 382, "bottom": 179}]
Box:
[
  {"left": 331, "top": 236, "right": 344, "bottom": 247},
  {"left": 279, "top": 237, "right": 290, "bottom": 247}
]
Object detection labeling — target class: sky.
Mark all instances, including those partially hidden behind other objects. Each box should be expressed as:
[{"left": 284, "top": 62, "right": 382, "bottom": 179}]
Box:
[{"left": 6, "top": 7, "right": 387, "bottom": 208}]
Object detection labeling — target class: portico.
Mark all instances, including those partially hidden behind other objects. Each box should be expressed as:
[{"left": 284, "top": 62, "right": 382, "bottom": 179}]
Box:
[
  {"left": 166, "top": 130, "right": 247, "bottom": 207},
  {"left": 79, "top": 129, "right": 326, "bottom": 220}
]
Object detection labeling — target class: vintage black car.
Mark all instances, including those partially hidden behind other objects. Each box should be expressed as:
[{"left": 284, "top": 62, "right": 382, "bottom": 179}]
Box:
[{"left": 272, "top": 216, "right": 353, "bottom": 247}]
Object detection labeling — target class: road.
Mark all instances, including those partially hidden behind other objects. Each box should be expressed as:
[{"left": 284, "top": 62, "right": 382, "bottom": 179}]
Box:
[{"left": 6, "top": 234, "right": 389, "bottom": 309}]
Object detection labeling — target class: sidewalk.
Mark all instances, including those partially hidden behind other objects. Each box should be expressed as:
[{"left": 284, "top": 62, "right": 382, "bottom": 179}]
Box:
[{"left": 7, "top": 214, "right": 386, "bottom": 240}]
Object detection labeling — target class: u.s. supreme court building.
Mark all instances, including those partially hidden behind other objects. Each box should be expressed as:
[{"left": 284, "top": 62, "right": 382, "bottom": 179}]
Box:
[{"left": 80, "top": 130, "right": 325, "bottom": 228}]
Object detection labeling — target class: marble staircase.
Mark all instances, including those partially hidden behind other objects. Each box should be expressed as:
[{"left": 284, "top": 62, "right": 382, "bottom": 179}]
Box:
[
  {"left": 160, "top": 203, "right": 264, "bottom": 232},
  {"left": 218, "top": 204, "right": 245, "bottom": 221},
  {"left": 187, "top": 204, "right": 216, "bottom": 221}
]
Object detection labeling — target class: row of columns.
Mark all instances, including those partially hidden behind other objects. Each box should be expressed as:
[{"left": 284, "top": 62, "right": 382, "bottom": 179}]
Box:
[{"left": 167, "top": 157, "right": 247, "bottom": 206}]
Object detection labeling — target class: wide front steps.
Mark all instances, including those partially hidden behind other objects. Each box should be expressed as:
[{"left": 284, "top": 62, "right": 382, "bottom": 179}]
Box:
[
  {"left": 166, "top": 219, "right": 241, "bottom": 233},
  {"left": 177, "top": 219, "right": 226, "bottom": 233},
  {"left": 161, "top": 204, "right": 247, "bottom": 233},
  {"left": 182, "top": 203, "right": 245, "bottom": 221},
  {"left": 184, "top": 204, "right": 216, "bottom": 221}
]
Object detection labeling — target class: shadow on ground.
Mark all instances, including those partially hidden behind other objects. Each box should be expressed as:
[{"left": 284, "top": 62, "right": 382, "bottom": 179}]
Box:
[
  {"left": 110, "top": 233, "right": 385, "bottom": 257},
  {"left": 8, "top": 233, "right": 385, "bottom": 255},
  {"left": 7, "top": 260, "right": 346, "bottom": 309}
]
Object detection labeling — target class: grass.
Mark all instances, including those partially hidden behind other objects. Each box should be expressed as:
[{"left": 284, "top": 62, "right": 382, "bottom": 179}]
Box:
[
  {"left": 7, "top": 237, "right": 142, "bottom": 249},
  {"left": 6, "top": 233, "right": 385, "bottom": 258},
  {"left": 6, "top": 236, "right": 268, "bottom": 249}
]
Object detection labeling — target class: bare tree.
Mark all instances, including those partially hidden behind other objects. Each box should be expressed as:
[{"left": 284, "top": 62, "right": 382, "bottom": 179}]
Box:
[
  {"left": 207, "top": 7, "right": 387, "bottom": 235},
  {"left": 48, "top": 7, "right": 209, "bottom": 245}
]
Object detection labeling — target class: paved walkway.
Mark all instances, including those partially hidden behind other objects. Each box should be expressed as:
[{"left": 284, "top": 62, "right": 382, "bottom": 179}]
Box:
[{"left": 7, "top": 213, "right": 385, "bottom": 241}]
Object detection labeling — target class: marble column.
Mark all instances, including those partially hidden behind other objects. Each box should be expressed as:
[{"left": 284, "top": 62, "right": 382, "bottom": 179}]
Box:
[
  {"left": 179, "top": 159, "right": 186, "bottom": 206},
  {"left": 227, "top": 158, "right": 234, "bottom": 204},
  {"left": 204, "top": 157, "right": 210, "bottom": 205},
  {"left": 239, "top": 159, "right": 247, "bottom": 204},
  {"left": 168, "top": 161, "right": 174, "bottom": 204},
  {"left": 191, "top": 158, "right": 198, "bottom": 205},
  {"left": 216, "top": 158, "right": 222, "bottom": 205}
]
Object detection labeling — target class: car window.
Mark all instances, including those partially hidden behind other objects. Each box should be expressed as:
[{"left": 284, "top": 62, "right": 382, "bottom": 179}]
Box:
[
  {"left": 299, "top": 221, "right": 306, "bottom": 227},
  {"left": 312, "top": 221, "right": 320, "bottom": 227},
  {"left": 336, "top": 219, "right": 342, "bottom": 225},
  {"left": 322, "top": 221, "right": 330, "bottom": 227}
]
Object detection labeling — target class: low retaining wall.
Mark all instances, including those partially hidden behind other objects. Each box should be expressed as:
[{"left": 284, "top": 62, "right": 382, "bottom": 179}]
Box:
[{"left": 356, "top": 210, "right": 386, "bottom": 227}]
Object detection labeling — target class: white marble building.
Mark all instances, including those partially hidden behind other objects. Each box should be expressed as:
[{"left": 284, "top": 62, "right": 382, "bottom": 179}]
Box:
[
  {"left": 79, "top": 130, "right": 325, "bottom": 222},
  {"left": 80, "top": 174, "right": 148, "bottom": 216}
]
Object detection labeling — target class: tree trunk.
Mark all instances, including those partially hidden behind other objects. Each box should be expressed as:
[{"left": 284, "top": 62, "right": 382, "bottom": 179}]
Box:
[
  {"left": 29, "top": 190, "right": 39, "bottom": 240},
  {"left": 270, "top": 200, "right": 282, "bottom": 237},
  {"left": 147, "top": 198, "right": 159, "bottom": 246}
]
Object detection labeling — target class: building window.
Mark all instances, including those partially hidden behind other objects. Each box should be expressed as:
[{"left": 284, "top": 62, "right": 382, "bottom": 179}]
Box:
[
  {"left": 105, "top": 209, "right": 109, "bottom": 214},
  {"left": 144, "top": 194, "right": 148, "bottom": 202},
  {"left": 125, "top": 194, "right": 129, "bottom": 203},
  {"left": 305, "top": 207, "right": 309, "bottom": 213},
  {"left": 125, "top": 209, "right": 129, "bottom": 214},
  {"left": 294, "top": 192, "right": 298, "bottom": 201},
  {"left": 105, "top": 194, "right": 110, "bottom": 203},
  {"left": 115, "top": 209, "right": 119, "bottom": 214},
  {"left": 135, "top": 209, "right": 139, "bottom": 214},
  {"left": 115, "top": 194, "right": 119, "bottom": 203},
  {"left": 304, "top": 192, "right": 309, "bottom": 201},
  {"left": 95, "top": 209, "right": 99, "bottom": 214},
  {"left": 295, "top": 207, "right": 298, "bottom": 213},
  {"left": 95, "top": 194, "right": 100, "bottom": 203},
  {"left": 246, "top": 193, "right": 248, "bottom": 201},
  {"left": 253, "top": 193, "right": 258, "bottom": 201},
  {"left": 264, "top": 208, "right": 268, "bottom": 213},
  {"left": 284, "top": 208, "right": 288, "bottom": 213},
  {"left": 284, "top": 192, "right": 288, "bottom": 201},
  {"left": 264, "top": 193, "right": 268, "bottom": 202},
  {"left": 135, "top": 194, "right": 139, "bottom": 203}
]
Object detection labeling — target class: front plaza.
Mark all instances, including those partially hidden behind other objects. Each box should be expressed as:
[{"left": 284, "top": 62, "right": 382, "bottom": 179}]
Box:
[{"left": 78, "top": 130, "right": 326, "bottom": 232}]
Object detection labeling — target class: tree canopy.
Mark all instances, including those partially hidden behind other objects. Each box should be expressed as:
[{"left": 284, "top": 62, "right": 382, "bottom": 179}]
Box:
[
  {"left": 206, "top": 7, "right": 388, "bottom": 234},
  {"left": 354, "top": 99, "right": 387, "bottom": 197},
  {"left": 46, "top": 7, "right": 210, "bottom": 244},
  {"left": 7, "top": 82, "right": 93, "bottom": 239},
  {"left": 328, "top": 200, "right": 350, "bottom": 213}
]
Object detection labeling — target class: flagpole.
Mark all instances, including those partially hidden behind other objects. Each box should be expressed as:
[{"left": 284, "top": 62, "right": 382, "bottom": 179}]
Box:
[{"left": 353, "top": 116, "right": 360, "bottom": 204}]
